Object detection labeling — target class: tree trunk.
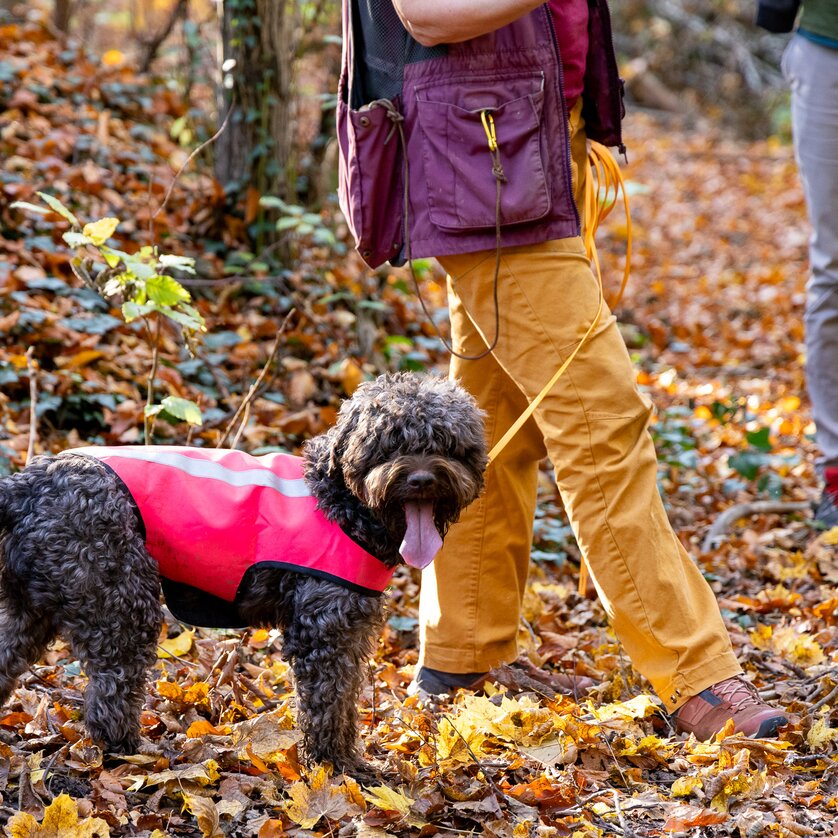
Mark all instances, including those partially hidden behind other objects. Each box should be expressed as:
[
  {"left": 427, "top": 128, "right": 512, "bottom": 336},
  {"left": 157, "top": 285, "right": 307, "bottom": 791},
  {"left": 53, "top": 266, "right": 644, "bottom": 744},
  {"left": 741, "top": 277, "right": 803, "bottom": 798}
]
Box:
[
  {"left": 215, "top": 0, "right": 294, "bottom": 202},
  {"left": 53, "top": 0, "right": 71, "bottom": 32}
]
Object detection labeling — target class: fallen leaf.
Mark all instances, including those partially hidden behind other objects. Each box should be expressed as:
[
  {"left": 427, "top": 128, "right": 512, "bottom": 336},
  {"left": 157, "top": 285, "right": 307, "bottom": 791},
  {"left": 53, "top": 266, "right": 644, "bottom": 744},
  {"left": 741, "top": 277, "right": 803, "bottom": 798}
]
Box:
[{"left": 8, "top": 793, "right": 110, "bottom": 837}]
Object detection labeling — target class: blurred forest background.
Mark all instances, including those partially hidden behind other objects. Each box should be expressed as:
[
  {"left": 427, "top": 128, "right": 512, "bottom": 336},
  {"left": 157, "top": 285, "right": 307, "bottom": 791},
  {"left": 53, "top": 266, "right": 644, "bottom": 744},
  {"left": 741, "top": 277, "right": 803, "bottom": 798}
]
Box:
[{"left": 4, "top": 2, "right": 838, "bottom": 837}]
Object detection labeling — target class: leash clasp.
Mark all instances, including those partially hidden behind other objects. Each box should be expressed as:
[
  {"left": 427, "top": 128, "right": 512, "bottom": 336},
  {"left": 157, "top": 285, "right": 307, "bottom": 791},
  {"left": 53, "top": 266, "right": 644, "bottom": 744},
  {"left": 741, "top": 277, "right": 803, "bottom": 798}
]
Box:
[{"left": 480, "top": 110, "right": 497, "bottom": 152}]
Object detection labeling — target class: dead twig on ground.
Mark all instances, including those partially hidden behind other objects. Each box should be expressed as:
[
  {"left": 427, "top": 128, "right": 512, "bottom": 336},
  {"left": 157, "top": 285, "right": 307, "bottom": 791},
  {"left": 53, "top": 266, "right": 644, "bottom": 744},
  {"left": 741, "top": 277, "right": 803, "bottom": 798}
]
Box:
[{"left": 702, "top": 501, "right": 811, "bottom": 552}]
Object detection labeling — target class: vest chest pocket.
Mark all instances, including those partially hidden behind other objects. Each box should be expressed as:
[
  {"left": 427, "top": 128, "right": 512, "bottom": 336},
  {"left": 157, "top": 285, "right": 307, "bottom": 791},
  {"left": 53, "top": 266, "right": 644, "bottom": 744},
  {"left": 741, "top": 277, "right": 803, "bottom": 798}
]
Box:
[{"left": 414, "top": 74, "right": 551, "bottom": 232}]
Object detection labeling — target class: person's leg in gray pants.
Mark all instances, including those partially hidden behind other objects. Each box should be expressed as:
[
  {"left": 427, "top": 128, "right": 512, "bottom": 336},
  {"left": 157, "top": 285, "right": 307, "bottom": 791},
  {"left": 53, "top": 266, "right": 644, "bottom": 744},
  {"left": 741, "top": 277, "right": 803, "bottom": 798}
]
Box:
[{"left": 783, "top": 34, "right": 838, "bottom": 523}]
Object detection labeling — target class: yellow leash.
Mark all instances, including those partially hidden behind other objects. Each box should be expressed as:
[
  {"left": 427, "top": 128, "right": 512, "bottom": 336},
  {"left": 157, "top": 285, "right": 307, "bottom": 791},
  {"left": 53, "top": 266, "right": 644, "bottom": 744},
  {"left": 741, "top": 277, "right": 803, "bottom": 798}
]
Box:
[
  {"left": 486, "top": 141, "right": 632, "bottom": 465},
  {"left": 482, "top": 141, "right": 632, "bottom": 595}
]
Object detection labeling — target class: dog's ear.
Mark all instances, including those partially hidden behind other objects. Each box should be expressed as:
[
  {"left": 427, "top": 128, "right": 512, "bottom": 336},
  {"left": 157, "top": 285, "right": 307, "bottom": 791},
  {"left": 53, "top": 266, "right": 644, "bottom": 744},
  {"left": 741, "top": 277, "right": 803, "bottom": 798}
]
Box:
[
  {"left": 302, "top": 426, "right": 343, "bottom": 483},
  {"left": 302, "top": 398, "right": 362, "bottom": 485}
]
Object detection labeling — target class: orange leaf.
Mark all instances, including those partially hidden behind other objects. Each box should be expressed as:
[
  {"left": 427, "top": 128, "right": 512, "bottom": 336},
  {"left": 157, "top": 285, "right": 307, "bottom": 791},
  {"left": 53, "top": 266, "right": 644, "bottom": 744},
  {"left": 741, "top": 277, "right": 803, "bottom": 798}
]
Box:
[
  {"left": 0, "top": 712, "right": 33, "bottom": 727},
  {"left": 506, "top": 776, "right": 576, "bottom": 809},
  {"left": 663, "top": 809, "right": 728, "bottom": 831},
  {"left": 56, "top": 350, "right": 105, "bottom": 369},
  {"left": 258, "top": 819, "right": 287, "bottom": 838},
  {"left": 102, "top": 49, "right": 125, "bottom": 66},
  {"left": 246, "top": 743, "right": 269, "bottom": 773},
  {"left": 187, "top": 719, "right": 229, "bottom": 738}
]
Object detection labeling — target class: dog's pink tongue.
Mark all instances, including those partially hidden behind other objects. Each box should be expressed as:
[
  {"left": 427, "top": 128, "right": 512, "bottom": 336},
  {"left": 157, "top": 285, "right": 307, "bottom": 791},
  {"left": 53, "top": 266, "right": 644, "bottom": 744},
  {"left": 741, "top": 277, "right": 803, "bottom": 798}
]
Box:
[{"left": 400, "top": 502, "right": 442, "bottom": 569}]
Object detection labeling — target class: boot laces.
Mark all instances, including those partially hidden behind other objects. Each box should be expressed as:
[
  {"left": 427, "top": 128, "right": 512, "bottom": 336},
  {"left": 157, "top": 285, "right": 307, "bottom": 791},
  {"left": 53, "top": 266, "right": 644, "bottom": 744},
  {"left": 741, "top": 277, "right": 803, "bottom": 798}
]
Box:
[{"left": 713, "top": 677, "right": 761, "bottom": 710}]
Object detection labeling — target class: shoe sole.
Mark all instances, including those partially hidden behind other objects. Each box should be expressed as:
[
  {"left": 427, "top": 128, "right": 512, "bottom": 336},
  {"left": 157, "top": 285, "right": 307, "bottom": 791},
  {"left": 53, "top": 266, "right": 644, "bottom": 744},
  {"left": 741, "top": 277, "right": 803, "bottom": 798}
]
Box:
[{"left": 753, "top": 715, "right": 788, "bottom": 738}]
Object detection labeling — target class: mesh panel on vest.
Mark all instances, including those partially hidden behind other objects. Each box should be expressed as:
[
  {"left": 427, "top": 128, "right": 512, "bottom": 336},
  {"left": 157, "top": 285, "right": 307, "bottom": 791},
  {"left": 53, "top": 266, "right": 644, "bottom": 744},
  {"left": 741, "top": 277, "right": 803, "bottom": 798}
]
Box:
[{"left": 349, "top": 0, "right": 446, "bottom": 108}]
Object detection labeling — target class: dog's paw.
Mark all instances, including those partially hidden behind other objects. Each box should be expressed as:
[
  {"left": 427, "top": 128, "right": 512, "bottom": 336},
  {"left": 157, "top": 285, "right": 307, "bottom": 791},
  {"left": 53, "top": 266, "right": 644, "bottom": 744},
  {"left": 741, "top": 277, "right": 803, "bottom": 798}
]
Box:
[{"left": 340, "top": 761, "right": 382, "bottom": 787}]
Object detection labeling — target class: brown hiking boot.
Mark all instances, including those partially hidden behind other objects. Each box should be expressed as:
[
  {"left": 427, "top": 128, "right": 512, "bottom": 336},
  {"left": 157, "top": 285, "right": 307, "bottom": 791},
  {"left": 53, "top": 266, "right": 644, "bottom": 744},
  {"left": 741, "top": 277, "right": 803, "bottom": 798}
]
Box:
[{"left": 673, "top": 676, "right": 788, "bottom": 740}]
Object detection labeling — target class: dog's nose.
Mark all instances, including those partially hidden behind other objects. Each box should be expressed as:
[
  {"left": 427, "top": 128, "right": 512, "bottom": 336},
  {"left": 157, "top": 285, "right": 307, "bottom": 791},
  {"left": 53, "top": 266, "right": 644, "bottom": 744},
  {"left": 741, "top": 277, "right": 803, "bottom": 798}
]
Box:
[{"left": 407, "top": 471, "right": 435, "bottom": 490}]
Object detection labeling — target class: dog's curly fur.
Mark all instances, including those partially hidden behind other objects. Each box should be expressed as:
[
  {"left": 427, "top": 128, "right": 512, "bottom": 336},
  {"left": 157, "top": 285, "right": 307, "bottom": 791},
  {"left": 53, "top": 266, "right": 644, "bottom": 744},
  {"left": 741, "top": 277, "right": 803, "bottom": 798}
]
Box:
[{"left": 0, "top": 373, "right": 486, "bottom": 774}]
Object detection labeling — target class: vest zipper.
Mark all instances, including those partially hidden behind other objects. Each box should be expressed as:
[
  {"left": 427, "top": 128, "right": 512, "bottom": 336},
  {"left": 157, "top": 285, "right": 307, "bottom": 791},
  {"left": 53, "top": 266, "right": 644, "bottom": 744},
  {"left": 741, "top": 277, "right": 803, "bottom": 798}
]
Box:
[
  {"left": 542, "top": 4, "right": 581, "bottom": 232},
  {"left": 594, "top": 0, "right": 627, "bottom": 158}
]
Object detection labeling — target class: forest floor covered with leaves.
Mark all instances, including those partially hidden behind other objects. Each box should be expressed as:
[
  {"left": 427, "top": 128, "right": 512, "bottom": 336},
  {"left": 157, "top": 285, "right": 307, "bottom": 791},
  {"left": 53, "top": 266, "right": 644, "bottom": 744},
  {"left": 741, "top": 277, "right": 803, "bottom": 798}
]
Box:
[{"left": 2, "top": 16, "right": 838, "bottom": 838}]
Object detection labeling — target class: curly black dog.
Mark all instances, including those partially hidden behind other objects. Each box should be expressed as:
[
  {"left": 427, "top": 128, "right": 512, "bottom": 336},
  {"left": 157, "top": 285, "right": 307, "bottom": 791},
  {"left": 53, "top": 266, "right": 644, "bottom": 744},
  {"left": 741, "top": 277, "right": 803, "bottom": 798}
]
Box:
[{"left": 0, "top": 373, "right": 486, "bottom": 775}]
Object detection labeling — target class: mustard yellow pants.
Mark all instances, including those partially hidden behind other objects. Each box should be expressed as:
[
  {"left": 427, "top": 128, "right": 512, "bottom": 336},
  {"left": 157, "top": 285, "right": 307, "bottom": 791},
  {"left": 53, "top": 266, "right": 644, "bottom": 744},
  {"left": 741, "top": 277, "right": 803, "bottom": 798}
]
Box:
[{"left": 418, "top": 111, "right": 742, "bottom": 713}]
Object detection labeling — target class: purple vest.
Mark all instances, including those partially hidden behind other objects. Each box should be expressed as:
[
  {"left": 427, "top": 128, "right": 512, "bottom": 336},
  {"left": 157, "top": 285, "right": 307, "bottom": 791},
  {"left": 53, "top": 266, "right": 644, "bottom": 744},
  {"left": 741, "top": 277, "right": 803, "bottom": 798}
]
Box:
[{"left": 338, "top": 2, "right": 624, "bottom": 269}]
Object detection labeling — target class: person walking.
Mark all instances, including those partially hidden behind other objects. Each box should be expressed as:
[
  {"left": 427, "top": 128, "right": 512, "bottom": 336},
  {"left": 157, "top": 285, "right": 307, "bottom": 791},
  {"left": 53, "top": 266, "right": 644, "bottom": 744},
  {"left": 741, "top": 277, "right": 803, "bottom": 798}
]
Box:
[
  {"left": 337, "top": 0, "right": 789, "bottom": 739},
  {"left": 758, "top": 0, "right": 838, "bottom": 526}
]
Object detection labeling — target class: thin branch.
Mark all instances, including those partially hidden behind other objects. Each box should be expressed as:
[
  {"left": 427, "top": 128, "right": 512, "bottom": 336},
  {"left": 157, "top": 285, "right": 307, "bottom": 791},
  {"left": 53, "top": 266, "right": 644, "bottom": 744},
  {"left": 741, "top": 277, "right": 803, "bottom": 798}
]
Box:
[
  {"left": 702, "top": 501, "right": 811, "bottom": 552},
  {"left": 229, "top": 402, "right": 251, "bottom": 450},
  {"left": 441, "top": 713, "right": 507, "bottom": 809},
  {"left": 139, "top": 0, "right": 188, "bottom": 73},
  {"left": 143, "top": 315, "right": 162, "bottom": 442},
  {"left": 613, "top": 790, "right": 636, "bottom": 838},
  {"left": 25, "top": 348, "right": 38, "bottom": 463},
  {"left": 809, "top": 682, "right": 838, "bottom": 715},
  {"left": 216, "top": 309, "right": 295, "bottom": 449},
  {"left": 148, "top": 99, "right": 236, "bottom": 240}
]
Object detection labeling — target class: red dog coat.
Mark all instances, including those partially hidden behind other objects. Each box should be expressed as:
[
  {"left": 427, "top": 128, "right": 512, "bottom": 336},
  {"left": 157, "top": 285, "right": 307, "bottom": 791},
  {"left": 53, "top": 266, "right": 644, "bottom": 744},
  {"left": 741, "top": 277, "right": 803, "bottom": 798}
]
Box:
[{"left": 67, "top": 446, "right": 394, "bottom": 626}]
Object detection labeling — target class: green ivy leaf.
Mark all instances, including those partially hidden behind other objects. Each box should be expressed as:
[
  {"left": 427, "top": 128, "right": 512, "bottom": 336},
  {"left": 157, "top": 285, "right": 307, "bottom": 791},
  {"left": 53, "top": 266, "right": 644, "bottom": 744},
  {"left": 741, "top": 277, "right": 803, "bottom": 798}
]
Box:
[
  {"left": 146, "top": 274, "right": 191, "bottom": 307},
  {"left": 122, "top": 300, "right": 156, "bottom": 322},
  {"left": 158, "top": 253, "right": 196, "bottom": 274},
  {"left": 158, "top": 305, "right": 205, "bottom": 332},
  {"left": 728, "top": 450, "right": 766, "bottom": 481},
  {"left": 122, "top": 253, "right": 156, "bottom": 281},
  {"left": 10, "top": 201, "right": 50, "bottom": 216},
  {"left": 746, "top": 427, "right": 772, "bottom": 453},
  {"left": 158, "top": 396, "right": 203, "bottom": 425},
  {"left": 63, "top": 232, "right": 92, "bottom": 248},
  {"left": 259, "top": 195, "right": 288, "bottom": 211},
  {"left": 101, "top": 248, "right": 122, "bottom": 268},
  {"left": 276, "top": 216, "right": 299, "bottom": 232},
  {"left": 36, "top": 192, "right": 80, "bottom": 226}
]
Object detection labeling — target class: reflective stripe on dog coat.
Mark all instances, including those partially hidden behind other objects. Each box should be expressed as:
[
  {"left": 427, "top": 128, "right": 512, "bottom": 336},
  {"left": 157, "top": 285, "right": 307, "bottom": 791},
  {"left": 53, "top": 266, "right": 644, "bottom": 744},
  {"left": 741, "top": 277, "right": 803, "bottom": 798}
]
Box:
[{"left": 67, "top": 446, "right": 394, "bottom": 600}]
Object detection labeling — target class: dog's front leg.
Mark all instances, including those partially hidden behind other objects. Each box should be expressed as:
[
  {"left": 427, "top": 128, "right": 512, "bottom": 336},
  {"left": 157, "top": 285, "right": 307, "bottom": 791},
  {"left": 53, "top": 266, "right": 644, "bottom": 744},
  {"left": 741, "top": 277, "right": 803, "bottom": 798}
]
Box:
[
  {"left": 0, "top": 603, "right": 56, "bottom": 708},
  {"left": 283, "top": 580, "right": 383, "bottom": 779}
]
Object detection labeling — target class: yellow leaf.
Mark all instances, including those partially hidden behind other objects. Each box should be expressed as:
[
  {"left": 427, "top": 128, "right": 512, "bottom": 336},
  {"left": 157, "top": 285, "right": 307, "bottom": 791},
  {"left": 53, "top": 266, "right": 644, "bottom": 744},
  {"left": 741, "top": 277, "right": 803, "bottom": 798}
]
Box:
[
  {"left": 101, "top": 49, "right": 125, "bottom": 66},
  {"left": 362, "top": 785, "right": 414, "bottom": 815},
  {"left": 156, "top": 680, "right": 183, "bottom": 700},
  {"left": 671, "top": 775, "right": 703, "bottom": 797},
  {"left": 807, "top": 715, "right": 838, "bottom": 750},
  {"left": 82, "top": 217, "right": 119, "bottom": 246},
  {"left": 595, "top": 694, "right": 660, "bottom": 722},
  {"left": 127, "top": 759, "right": 220, "bottom": 791},
  {"left": 184, "top": 681, "right": 211, "bottom": 709},
  {"left": 183, "top": 794, "right": 223, "bottom": 838},
  {"left": 749, "top": 623, "right": 773, "bottom": 650},
  {"left": 250, "top": 628, "right": 270, "bottom": 644},
  {"left": 822, "top": 527, "right": 838, "bottom": 546},
  {"left": 157, "top": 628, "right": 195, "bottom": 659},
  {"left": 771, "top": 625, "right": 825, "bottom": 667},
  {"left": 284, "top": 767, "right": 351, "bottom": 829},
  {"left": 8, "top": 813, "right": 39, "bottom": 838},
  {"left": 8, "top": 793, "right": 111, "bottom": 837},
  {"left": 619, "top": 734, "right": 669, "bottom": 757}
]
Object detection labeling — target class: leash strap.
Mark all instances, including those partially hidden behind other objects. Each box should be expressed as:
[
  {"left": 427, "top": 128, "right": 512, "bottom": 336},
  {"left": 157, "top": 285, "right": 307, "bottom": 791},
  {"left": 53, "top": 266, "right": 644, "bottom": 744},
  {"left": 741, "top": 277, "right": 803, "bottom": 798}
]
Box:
[
  {"left": 487, "top": 141, "right": 632, "bottom": 465},
  {"left": 481, "top": 141, "right": 631, "bottom": 598}
]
